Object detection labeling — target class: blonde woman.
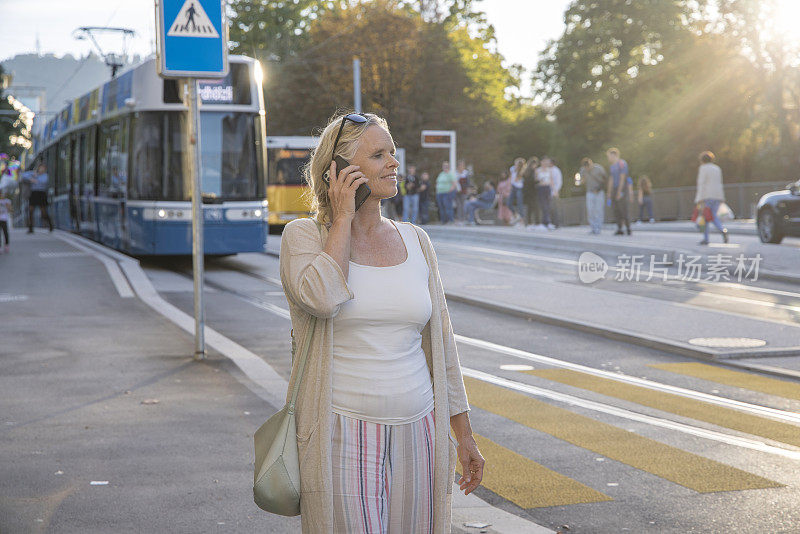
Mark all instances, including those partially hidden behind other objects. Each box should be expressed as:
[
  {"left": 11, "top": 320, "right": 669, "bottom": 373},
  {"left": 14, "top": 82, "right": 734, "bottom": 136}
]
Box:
[
  {"left": 279, "top": 112, "right": 485, "bottom": 533},
  {"left": 636, "top": 175, "right": 655, "bottom": 224},
  {"left": 508, "top": 157, "right": 526, "bottom": 224}
]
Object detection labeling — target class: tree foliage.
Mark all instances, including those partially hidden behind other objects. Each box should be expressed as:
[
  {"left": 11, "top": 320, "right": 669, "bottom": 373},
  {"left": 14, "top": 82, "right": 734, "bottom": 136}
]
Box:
[
  {"left": 227, "top": 0, "right": 800, "bottom": 192},
  {"left": 0, "top": 65, "right": 27, "bottom": 159},
  {"left": 227, "top": 0, "right": 539, "bottom": 177}
]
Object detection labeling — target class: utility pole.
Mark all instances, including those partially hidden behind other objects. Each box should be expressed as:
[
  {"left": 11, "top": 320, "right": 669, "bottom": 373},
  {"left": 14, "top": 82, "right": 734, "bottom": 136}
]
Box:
[{"left": 353, "top": 57, "right": 362, "bottom": 113}]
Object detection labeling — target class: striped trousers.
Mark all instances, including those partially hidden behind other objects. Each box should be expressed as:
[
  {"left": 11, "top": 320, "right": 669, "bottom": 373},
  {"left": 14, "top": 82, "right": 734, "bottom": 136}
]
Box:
[{"left": 330, "top": 409, "right": 436, "bottom": 534}]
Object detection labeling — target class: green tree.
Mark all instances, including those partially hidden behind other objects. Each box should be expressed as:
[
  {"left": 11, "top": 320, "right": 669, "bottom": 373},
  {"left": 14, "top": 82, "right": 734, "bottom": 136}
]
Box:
[
  {"left": 252, "top": 0, "right": 530, "bottom": 175},
  {"left": 0, "top": 65, "right": 28, "bottom": 159},
  {"left": 535, "top": 0, "right": 705, "bottom": 163}
]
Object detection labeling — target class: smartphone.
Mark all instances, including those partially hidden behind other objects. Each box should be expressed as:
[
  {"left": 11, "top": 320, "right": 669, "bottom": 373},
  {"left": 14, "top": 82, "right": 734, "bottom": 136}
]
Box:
[{"left": 329, "top": 155, "right": 371, "bottom": 212}]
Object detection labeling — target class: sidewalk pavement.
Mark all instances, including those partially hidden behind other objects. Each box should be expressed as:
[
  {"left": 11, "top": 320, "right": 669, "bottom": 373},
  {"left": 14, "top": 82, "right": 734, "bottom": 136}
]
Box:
[
  {"left": 623, "top": 219, "right": 757, "bottom": 236},
  {"left": 0, "top": 230, "right": 554, "bottom": 534},
  {"left": 424, "top": 220, "right": 800, "bottom": 285}
]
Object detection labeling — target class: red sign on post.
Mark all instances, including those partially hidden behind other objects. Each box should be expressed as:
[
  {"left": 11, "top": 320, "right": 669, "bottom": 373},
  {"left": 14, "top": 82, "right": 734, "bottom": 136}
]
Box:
[{"left": 421, "top": 130, "right": 453, "bottom": 148}]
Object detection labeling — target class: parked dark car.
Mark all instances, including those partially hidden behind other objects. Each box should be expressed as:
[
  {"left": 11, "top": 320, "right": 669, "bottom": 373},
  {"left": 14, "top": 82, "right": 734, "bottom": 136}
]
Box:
[{"left": 756, "top": 179, "right": 800, "bottom": 243}]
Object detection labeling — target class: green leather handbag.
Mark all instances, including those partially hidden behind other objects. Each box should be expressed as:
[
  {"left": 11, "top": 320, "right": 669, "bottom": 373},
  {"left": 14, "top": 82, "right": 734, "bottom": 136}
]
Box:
[
  {"left": 253, "top": 314, "right": 316, "bottom": 515},
  {"left": 253, "top": 218, "right": 324, "bottom": 515}
]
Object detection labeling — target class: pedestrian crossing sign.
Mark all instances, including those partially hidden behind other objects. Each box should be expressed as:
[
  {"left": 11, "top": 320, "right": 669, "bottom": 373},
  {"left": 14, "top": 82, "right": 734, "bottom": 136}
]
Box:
[
  {"left": 156, "top": 0, "right": 228, "bottom": 78},
  {"left": 167, "top": 0, "right": 220, "bottom": 38}
]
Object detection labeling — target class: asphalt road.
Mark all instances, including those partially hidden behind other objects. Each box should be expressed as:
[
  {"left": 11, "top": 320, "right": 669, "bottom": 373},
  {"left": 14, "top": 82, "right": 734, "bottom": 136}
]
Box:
[{"left": 141, "top": 230, "right": 800, "bottom": 533}]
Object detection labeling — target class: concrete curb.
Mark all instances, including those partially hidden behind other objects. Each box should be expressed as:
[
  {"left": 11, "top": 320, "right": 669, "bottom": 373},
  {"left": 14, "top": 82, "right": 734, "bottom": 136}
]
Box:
[
  {"left": 619, "top": 221, "right": 757, "bottom": 236},
  {"left": 445, "top": 291, "right": 800, "bottom": 381}
]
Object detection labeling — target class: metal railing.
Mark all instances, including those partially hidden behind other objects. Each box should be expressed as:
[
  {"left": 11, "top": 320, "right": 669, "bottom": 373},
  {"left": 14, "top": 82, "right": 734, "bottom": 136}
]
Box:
[{"left": 554, "top": 181, "right": 790, "bottom": 226}]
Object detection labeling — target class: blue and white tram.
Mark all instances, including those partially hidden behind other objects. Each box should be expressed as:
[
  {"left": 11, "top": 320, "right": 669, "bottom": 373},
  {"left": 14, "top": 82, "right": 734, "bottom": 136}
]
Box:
[{"left": 30, "top": 55, "right": 268, "bottom": 255}]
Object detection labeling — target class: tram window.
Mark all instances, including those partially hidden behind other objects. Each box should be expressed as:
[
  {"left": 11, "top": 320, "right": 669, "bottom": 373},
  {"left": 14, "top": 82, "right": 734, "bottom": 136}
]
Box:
[
  {"left": 117, "top": 117, "right": 130, "bottom": 197},
  {"left": 163, "top": 80, "right": 181, "bottom": 104},
  {"left": 165, "top": 112, "right": 187, "bottom": 200},
  {"left": 131, "top": 113, "right": 163, "bottom": 200},
  {"left": 72, "top": 134, "right": 82, "bottom": 194},
  {"left": 230, "top": 63, "right": 252, "bottom": 105},
  {"left": 197, "top": 63, "right": 252, "bottom": 106},
  {"left": 45, "top": 147, "right": 57, "bottom": 190},
  {"left": 199, "top": 111, "right": 258, "bottom": 200},
  {"left": 58, "top": 139, "right": 70, "bottom": 195},
  {"left": 270, "top": 153, "right": 308, "bottom": 186},
  {"left": 85, "top": 127, "right": 96, "bottom": 195},
  {"left": 97, "top": 119, "right": 129, "bottom": 198},
  {"left": 97, "top": 123, "right": 113, "bottom": 196}
]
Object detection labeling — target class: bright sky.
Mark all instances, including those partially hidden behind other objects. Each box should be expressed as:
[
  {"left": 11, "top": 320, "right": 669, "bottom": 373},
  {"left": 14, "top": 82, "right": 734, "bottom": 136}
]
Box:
[{"left": 1, "top": 0, "right": 569, "bottom": 85}]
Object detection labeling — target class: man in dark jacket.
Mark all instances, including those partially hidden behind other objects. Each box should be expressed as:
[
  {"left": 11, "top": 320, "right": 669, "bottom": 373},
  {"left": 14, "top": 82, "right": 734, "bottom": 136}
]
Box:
[{"left": 465, "top": 181, "right": 496, "bottom": 225}]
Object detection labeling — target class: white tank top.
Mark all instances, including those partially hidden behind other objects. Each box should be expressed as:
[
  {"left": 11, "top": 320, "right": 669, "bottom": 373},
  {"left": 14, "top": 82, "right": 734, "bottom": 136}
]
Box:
[{"left": 331, "top": 220, "right": 434, "bottom": 425}]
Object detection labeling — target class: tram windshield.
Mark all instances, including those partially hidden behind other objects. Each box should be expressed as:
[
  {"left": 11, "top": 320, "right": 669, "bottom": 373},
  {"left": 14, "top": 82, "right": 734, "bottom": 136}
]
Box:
[
  {"left": 268, "top": 149, "right": 311, "bottom": 186},
  {"left": 130, "top": 111, "right": 263, "bottom": 201},
  {"left": 199, "top": 111, "right": 259, "bottom": 199}
]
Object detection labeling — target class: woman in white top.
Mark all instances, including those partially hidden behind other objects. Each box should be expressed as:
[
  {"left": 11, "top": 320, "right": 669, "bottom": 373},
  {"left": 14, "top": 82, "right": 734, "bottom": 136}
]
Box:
[
  {"left": 283, "top": 112, "right": 484, "bottom": 532},
  {"left": 694, "top": 151, "right": 729, "bottom": 245}
]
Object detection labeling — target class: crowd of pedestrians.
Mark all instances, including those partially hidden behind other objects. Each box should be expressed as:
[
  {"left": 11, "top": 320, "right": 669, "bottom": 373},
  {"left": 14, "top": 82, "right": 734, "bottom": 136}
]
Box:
[{"left": 376, "top": 147, "right": 730, "bottom": 245}]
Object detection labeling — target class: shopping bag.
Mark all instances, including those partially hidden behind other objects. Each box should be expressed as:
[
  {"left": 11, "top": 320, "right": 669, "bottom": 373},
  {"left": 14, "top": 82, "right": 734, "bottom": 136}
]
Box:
[{"left": 717, "top": 202, "right": 735, "bottom": 221}]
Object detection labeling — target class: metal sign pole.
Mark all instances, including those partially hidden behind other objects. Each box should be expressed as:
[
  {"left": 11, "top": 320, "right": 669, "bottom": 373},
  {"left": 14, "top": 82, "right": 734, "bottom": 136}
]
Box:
[
  {"left": 186, "top": 79, "right": 206, "bottom": 359},
  {"left": 450, "top": 132, "right": 456, "bottom": 180},
  {"left": 156, "top": 0, "right": 227, "bottom": 361},
  {"left": 353, "top": 57, "right": 362, "bottom": 113}
]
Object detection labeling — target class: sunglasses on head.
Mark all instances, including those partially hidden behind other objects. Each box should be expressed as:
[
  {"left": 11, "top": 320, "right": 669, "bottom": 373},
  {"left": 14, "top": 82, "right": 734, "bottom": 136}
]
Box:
[{"left": 331, "top": 113, "right": 368, "bottom": 161}]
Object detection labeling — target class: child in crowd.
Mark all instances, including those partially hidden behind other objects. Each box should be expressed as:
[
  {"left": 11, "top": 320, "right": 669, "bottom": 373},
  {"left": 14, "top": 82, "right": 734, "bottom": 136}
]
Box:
[{"left": 0, "top": 189, "right": 12, "bottom": 253}]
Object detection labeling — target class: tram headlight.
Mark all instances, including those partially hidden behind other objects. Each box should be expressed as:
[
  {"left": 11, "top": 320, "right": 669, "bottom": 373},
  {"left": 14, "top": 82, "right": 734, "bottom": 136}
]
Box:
[
  {"left": 157, "top": 209, "right": 167, "bottom": 218},
  {"left": 253, "top": 60, "right": 264, "bottom": 84},
  {"left": 254, "top": 209, "right": 262, "bottom": 218}
]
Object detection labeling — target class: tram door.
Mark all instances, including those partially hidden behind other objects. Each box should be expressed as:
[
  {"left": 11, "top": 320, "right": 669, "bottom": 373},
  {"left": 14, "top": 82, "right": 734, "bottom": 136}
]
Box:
[
  {"left": 69, "top": 136, "right": 80, "bottom": 231},
  {"left": 81, "top": 129, "right": 97, "bottom": 238}
]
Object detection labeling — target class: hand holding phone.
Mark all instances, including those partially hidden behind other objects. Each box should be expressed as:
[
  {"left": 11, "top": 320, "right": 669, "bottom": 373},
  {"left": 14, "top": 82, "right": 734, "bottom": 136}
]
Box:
[{"left": 325, "top": 156, "right": 372, "bottom": 217}]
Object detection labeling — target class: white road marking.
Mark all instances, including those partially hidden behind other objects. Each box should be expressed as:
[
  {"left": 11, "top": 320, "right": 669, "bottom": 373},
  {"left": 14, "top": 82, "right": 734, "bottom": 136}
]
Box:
[
  {"left": 455, "top": 334, "right": 800, "bottom": 425},
  {"left": 54, "top": 233, "right": 134, "bottom": 298},
  {"left": 462, "top": 367, "right": 800, "bottom": 460},
  {"left": 38, "top": 251, "right": 90, "bottom": 258},
  {"left": 0, "top": 294, "right": 28, "bottom": 303}
]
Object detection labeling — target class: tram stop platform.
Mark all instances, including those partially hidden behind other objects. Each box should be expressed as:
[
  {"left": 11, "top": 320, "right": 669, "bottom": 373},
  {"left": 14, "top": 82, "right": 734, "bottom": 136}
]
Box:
[{"left": 0, "top": 229, "right": 552, "bottom": 534}]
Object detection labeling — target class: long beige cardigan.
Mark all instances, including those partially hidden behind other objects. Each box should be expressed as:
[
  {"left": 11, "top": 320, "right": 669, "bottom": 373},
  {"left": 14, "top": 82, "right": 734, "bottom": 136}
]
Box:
[{"left": 279, "top": 217, "right": 471, "bottom": 533}]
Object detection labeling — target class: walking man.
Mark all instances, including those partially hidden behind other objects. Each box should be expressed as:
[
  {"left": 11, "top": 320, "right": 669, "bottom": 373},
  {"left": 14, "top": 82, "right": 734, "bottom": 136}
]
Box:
[
  {"left": 21, "top": 163, "right": 53, "bottom": 233},
  {"left": 580, "top": 157, "right": 607, "bottom": 234},
  {"left": 606, "top": 148, "right": 632, "bottom": 235},
  {"left": 402, "top": 164, "right": 420, "bottom": 224},
  {"left": 694, "top": 151, "right": 729, "bottom": 245}
]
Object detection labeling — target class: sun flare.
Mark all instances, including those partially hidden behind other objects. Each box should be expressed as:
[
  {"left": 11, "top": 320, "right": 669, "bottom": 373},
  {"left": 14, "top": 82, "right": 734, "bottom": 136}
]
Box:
[{"left": 771, "top": 0, "right": 800, "bottom": 42}]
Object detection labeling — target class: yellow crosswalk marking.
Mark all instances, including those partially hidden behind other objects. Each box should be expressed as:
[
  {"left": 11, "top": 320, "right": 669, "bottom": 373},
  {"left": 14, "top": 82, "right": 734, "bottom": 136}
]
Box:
[
  {"left": 456, "top": 433, "right": 612, "bottom": 508},
  {"left": 465, "top": 377, "right": 782, "bottom": 493},
  {"left": 525, "top": 368, "right": 800, "bottom": 448},
  {"left": 649, "top": 362, "right": 800, "bottom": 401}
]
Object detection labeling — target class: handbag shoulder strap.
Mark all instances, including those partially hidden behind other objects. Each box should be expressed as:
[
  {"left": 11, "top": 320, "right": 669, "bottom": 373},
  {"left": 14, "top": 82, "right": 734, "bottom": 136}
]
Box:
[{"left": 287, "top": 218, "right": 324, "bottom": 414}]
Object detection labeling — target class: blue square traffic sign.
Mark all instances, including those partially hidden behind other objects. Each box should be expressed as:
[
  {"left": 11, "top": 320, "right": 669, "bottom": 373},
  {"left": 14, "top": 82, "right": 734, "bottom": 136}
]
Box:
[{"left": 156, "top": 0, "right": 228, "bottom": 78}]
